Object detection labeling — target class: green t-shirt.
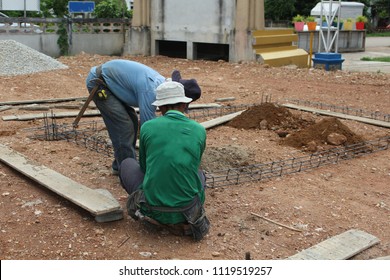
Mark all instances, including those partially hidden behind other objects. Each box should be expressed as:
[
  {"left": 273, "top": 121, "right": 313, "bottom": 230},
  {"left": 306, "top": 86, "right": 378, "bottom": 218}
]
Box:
[{"left": 139, "top": 110, "right": 206, "bottom": 224}]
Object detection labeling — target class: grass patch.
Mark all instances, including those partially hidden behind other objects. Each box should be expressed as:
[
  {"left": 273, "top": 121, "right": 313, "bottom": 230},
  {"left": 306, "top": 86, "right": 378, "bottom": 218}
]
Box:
[
  {"left": 367, "top": 32, "right": 390, "bottom": 37},
  {"left": 361, "top": 56, "right": 390, "bottom": 62}
]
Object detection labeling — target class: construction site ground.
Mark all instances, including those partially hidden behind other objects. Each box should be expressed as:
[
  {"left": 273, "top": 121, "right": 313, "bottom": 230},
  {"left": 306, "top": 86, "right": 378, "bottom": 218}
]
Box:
[{"left": 1, "top": 44, "right": 390, "bottom": 260}]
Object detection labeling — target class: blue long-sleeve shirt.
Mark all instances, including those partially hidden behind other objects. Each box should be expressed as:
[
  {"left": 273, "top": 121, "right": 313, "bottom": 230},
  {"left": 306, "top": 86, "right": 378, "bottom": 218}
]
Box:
[{"left": 86, "top": 59, "right": 166, "bottom": 125}]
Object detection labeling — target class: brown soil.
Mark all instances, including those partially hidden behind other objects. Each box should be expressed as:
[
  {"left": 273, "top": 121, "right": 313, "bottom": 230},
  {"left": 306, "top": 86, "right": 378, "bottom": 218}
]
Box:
[
  {"left": 225, "top": 103, "right": 365, "bottom": 154},
  {"left": 282, "top": 117, "right": 365, "bottom": 150},
  {"left": 1, "top": 53, "right": 390, "bottom": 260},
  {"left": 227, "top": 102, "right": 313, "bottom": 131}
]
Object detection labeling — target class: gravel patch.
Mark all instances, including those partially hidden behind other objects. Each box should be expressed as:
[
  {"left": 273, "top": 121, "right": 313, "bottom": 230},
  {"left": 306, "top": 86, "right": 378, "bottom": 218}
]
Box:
[{"left": 0, "top": 40, "right": 68, "bottom": 76}]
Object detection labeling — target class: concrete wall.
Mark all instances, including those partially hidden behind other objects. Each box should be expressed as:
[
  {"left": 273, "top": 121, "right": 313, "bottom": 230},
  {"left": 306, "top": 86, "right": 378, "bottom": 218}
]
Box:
[
  {"left": 125, "top": 0, "right": 265, "bottom": 63},
  {"left": 0, "top": 0, "right": 265, "bottom": 62},
  {"left": 126, "top": 26, "right": 151, "bottom": 56},
  {"left": 150, "top": 0, "right": 235, "bottom": 59},
  {"left": 70, "top": 33, "right": 126, "bottom": 56},
  {"left": 0, "top": 18, "right": 130, "bottom": 58},
  {"left": 151, "top": 0, "right": 236, "bottom": 43},
  {"left": 0, "top": 32, "right": 126, "bottom": 57},
  {"left": 0, "top": 34, "right": 60, "bottom": 57}
]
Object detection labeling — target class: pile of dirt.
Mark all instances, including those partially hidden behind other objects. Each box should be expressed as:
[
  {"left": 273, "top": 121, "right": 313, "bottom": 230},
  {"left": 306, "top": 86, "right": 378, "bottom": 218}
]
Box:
[
  {"left": 201, "top": 145, "right": 255, "bottom": 172},
  {"left": 225, "top": 103, "right": 365, "bottom": 153},
  {"left": 226, "top": 102, "right": 312, "bottom": 131},
  {"left": 281, "top": 117, "right": 365, "bottom": 151}
]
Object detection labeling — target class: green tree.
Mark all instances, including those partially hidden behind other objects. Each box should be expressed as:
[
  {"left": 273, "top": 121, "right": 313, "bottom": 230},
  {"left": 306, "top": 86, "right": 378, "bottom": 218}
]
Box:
[
  {"left": 265, "top": 0, "right": 323, "bottom": 21},
  {"left": 46, "top": 0, "right": 68, "bottom": 17},
  {"left": 294, "top": 0, "right": 321, "bottom": 17},
  {"left": 373, "top": 0, "right": 390, "bottom": 18},
  {"left": 265, "top": 0, "right": 296, "bottom": 21},
  {"left": 93, "top": 0, "right": 131, "bottom": 18},
  {"left": 39, "top": 0, "right": 119, "bottom": 18}
]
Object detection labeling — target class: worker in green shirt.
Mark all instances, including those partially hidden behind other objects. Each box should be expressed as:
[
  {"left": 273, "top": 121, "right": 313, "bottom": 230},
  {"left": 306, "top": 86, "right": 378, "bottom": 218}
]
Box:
[{"left": 119, "top": 78, "right": 210, "bottom": 241}]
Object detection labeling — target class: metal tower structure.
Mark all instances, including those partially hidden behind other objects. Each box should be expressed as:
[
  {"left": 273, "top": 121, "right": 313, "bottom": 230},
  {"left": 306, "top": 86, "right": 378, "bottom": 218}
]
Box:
[{"left": 318, "top": 0, "right": 342, "bottom": 53}]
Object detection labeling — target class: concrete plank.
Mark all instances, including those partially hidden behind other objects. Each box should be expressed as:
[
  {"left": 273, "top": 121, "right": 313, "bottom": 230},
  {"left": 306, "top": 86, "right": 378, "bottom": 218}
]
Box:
[
  {"left": 283, "top": 103, "right": 390, "bottom": 128},
  {"left": 0, "top": 144, "right": 122, "bottom": 217},
  {"left": 2, "top": 110, "right": 102, "bottom": 121},
  {"left": 0, "top": 105, "right": 12, "bottom": 112},
  {"left": 375, "top": 256, "right": 390, "bottom": 260},
  {"left": 2, "top": 103, "right": 221, "bottom": 121},
  {"left": 0, "top": 97, "right": 86, "bottom": 106},
  {"left": 287, "top": 229, "right": 380, "bottom": 260},
  {"left": 200, "top": 111, "right": 244, "bottom": 129}
]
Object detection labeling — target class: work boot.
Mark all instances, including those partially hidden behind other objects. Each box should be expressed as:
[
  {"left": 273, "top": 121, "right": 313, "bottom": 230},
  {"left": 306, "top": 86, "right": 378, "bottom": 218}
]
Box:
[{"left": 111, "top": 160, "right": 119, "bottom": 175}]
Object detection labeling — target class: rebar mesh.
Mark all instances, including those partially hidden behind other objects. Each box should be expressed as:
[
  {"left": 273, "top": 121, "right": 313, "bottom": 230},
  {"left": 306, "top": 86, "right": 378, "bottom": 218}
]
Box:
[
  {"left": 205, "top": 137, "right": 390, "bottom": 187},
  {"left": 27, "top": 108, "right": 390, "bottom": 188},
  {"left": 28, "top": 112, "right": 113, "bottom": 157}
]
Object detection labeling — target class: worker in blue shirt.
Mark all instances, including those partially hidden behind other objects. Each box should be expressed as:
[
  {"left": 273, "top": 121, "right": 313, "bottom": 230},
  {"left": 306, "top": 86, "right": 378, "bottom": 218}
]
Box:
[{"left": 86, "top": 59, "right": 201, "bottom": 174}]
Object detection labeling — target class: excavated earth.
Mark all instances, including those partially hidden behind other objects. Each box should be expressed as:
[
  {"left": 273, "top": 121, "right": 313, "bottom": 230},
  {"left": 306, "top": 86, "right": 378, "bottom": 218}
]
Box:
[{"left": 0, "top": 52, "right": 390, "bottom": 260}]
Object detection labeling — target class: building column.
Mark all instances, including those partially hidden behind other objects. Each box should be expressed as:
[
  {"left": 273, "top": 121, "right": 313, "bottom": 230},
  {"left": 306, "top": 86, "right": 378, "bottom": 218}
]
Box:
[
  {"left": 124, "top": 0, "right": 151, "bottom": 56},
  {"left": 231, "top": 0, "right": 264, "bottom": 62}
]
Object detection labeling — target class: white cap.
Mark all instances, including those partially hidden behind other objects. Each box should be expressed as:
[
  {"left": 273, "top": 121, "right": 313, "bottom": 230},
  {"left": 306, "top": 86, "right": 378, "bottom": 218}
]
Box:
[{"left": 152, "top": 81, "right": 192, "bottom": 107}]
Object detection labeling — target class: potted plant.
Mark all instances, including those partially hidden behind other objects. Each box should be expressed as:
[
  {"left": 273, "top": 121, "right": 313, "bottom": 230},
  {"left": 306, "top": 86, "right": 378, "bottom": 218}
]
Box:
[
  {"left": 332, "top": 17, "right": 343, "bottom": 30},
  {"left": 306, "top": 16, "right": 317, "bottom": 31},
  {"left": 292, "top": 14, "right": 305, "bottom": 31},
  {"left": 321, "top": 15, "right": 328, "bottom": 27},
  {"left": 355, "top": 15, "right": 368, "bottom": 30},
  {"left": 343, "top": 18, "right": 354, "bottom": 30}
]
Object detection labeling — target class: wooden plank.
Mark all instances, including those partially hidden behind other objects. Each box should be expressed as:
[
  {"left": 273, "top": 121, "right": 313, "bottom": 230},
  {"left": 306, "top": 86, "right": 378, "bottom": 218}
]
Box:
[
  {"left": 0, "top": 97, "right": 87, "bottom": 106},
  {"left": 0, "top": 144, "right": 122, "bottom": 218},
  {"left": 188, "top": 103, "right": 222, "bottom": 109},
  {"left": 0, "top": 105, "right": 12, "bottom": 112},
  {"left": 283, "top": 103, "right": 390, "bottom": 128},
  {"left": 375, "top": 256, "right": 390, "bottom": 260},
  {"left": 19, "top": 105, "right": 50, "bottom": 111},
  {"left": 215, "top": 97, "right": 236, "bottom": 102},
  {"left": 53, "top": 104, "right": 84, "bottom": 109},
  {"left": 200, "top": 111, "right": 244, "bottom": 129},
  {"left": 135, "top": 110, "right": 243, "bottom": 148},
  {"left": 2, "top": 110, "right": 101, "bottom": 121},
  {"left": 2, "top": 103, "right": 222, "bottom": 121},
  {"left": 287, "top": 229, "right": 380, "bottom": 260}
]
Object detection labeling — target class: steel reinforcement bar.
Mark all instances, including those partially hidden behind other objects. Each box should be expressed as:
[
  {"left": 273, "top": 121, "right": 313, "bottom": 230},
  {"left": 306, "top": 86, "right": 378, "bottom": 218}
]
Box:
[
  {"left": 205, "top": 136, "right": 390, "bottom": 187},
  {"left": 29, "top": 110, "right": 390, "bottom": 188},
  {"left": 28, "top": 113, "right": 113, "bottom": 157}
]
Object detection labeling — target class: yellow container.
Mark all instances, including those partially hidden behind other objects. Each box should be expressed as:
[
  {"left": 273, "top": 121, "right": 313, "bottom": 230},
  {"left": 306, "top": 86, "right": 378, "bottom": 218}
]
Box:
[{"left": 343, "top": 21, "right": 353, "bottom": 30}]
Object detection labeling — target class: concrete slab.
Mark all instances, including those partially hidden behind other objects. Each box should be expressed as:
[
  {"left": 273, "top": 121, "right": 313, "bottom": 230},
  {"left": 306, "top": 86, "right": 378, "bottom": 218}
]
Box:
[
  {"left": 342, "top": 49, "right": 390, "bottom": 73},
  {"left": 287, "top": 229, "right": 380, "bottom": 260},
  {"left": 336, "top": 37, "right": 390, "bottom": 73}
]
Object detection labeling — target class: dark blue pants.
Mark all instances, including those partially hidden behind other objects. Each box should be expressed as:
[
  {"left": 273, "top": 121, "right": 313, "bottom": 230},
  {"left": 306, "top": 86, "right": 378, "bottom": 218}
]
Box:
[{"left": 88, "top": 82, "right": 138, "bottom": 171}]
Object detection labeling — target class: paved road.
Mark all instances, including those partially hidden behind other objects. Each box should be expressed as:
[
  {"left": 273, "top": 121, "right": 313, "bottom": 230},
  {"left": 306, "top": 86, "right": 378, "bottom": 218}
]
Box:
[{"left": 341, "top": 36, "right": 390, "bottom": 73}]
